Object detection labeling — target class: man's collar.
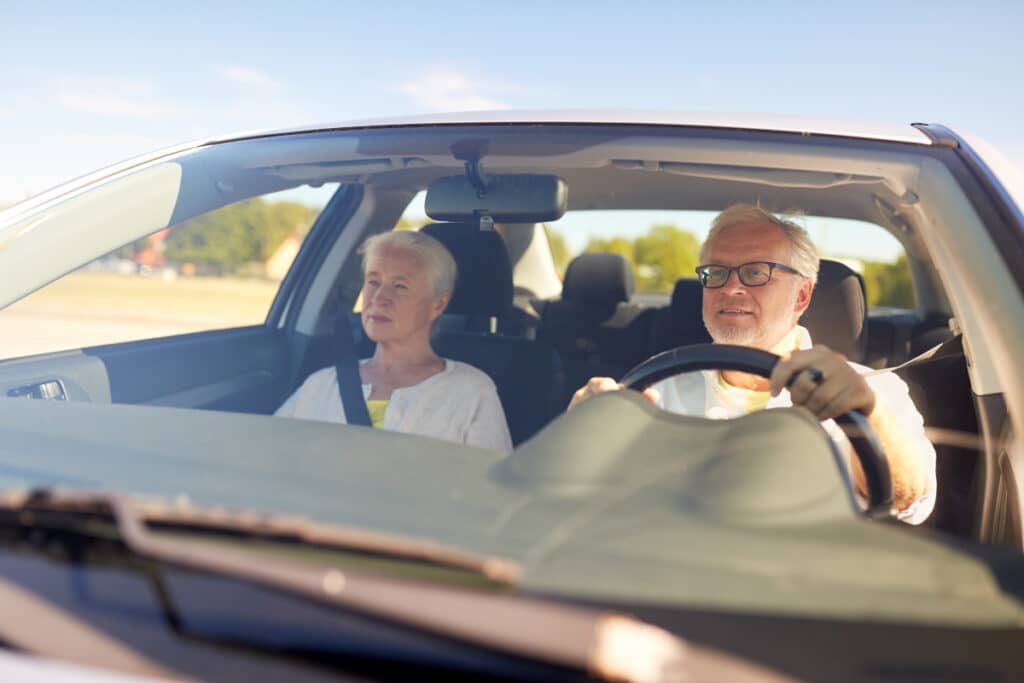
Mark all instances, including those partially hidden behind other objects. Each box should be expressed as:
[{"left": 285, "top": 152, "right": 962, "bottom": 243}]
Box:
[{"left": 769, "top": 325, "right": 812, "bottom": 356}]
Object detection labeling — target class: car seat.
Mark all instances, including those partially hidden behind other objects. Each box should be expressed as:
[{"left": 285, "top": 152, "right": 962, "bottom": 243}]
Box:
[
  {"left": 800, "top": 259, "right": 869, "bottom": 363},
  {"left": 419, "top": 222, "right": 565, "bottom": 445},
  {"left": 537, "top": 252, "right": 655, "bottom": 406},
  {"left": 648, "top": 278, "right": 712, "bottom": 355}
]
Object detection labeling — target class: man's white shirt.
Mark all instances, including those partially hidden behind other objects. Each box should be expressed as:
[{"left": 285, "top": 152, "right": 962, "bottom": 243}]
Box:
[{"left": 650, "top": 326, "right": 937, "bottom": 524}]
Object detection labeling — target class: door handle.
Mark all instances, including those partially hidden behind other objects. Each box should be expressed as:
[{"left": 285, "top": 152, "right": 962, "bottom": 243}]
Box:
[{"left": 7, "top": 380, "right": 68, "bottom": 400}]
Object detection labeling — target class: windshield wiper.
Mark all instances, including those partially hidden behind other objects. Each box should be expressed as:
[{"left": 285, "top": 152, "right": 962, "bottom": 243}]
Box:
[
  {"left": 0, "top": 488, "right": 691, "bottom": 683},
  {"left": 0, "top": 487, "right": 520, "bottom": 584},
  {"left": 0, "top": 574, "right": 183, "bottom": 680}
]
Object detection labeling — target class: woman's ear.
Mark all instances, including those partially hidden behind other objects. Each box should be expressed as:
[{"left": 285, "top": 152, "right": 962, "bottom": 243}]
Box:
[{"left": 429, "top": 291, "right": 452, "bottom": 321}]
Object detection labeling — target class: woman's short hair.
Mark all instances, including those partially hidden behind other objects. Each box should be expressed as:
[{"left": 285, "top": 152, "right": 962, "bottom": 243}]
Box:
[
  {"left": 700, "top": 204, "right": 820, "bottom": 286},
  {"left": 359, "top": 230, "right": 457, "bottom": 299}
]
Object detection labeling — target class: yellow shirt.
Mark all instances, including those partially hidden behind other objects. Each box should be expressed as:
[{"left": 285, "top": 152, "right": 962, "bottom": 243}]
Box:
[
  {"left": 366, "top": 399, "right": 389, "bottom": 429},
  {"left": 713, "top": 372, "right": 771, "bottom": 412},
  {"left": 710, "top": 325, "right": 804, "bottom": 413}
]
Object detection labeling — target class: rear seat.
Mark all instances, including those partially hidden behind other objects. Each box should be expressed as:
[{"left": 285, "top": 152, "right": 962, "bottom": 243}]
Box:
[
  {"left": 536, "top": 253, "right": 655, "bottom": 406},
  {"left": 648, "top": 278, "right": 712, "bottom": 355}
]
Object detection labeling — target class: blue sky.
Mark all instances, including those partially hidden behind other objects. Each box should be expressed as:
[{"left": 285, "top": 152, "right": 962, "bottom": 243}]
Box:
[{"left": 3, "top": 0, "right": 1022, "bottom": 215}]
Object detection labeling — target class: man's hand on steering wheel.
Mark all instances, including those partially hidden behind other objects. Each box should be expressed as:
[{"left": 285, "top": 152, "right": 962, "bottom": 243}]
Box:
[
  {"left": 769, "top": 345, "right": 877, "bottom": 421},
  {"left": 568, "top": 377, "right": 660, "bottom": 411},
  {"left": 603, "top": 342, "right": 895, "bottom": 517}
]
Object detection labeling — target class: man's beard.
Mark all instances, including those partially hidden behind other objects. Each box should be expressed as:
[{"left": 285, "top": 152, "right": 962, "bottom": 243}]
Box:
[{"left": 705, "top": 318, "right": 760, "bottom": 346}]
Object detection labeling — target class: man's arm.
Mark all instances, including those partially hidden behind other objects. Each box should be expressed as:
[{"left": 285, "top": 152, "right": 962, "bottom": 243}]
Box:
[
  {"left": 770, "top": 345, "right": 934, "bottom": 517},
  {"left": 846, "top": 396, "right": 929, "bottom": 514}
]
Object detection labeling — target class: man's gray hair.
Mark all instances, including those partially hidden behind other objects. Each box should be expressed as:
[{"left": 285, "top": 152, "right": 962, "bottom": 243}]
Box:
[
  {"left": 700, "top": 204, "right": 820, "bottom": 286},
  {"left": 359, "top": 230, "right": 457, "bottom": 299}
]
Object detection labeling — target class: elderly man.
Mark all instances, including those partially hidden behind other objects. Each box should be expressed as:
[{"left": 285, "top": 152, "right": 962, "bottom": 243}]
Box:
[{"left": 570, "top": 204, "right": 936, "bottom": 524}]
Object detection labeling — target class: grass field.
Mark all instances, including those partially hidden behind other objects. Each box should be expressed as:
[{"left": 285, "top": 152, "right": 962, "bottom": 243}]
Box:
[{"left": 0, "top": 272, "right": 280, "bottom": 358}]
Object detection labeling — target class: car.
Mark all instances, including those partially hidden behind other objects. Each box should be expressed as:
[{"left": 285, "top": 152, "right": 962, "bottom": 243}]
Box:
[{"left": 0, "top": 111, "right": 1022, "bottom": 682}]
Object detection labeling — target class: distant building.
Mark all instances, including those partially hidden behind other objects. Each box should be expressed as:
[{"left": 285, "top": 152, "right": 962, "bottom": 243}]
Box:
[
  {"left": 131, "top": 228, "right": 172, "bottom": 268},
  {"left": 134, "top": 247, "right": 164, "bottom": 268},
  {"left": 266, "top": 233, "right": 303, "bottom": 280}
]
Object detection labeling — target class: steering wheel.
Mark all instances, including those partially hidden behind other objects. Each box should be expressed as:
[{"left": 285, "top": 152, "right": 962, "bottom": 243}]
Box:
[{"left": 618, "top": 343, "right": 894, "bottom": 519}]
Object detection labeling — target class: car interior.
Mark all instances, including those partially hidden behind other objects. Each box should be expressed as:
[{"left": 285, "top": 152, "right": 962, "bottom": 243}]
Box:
[
  {"left": 0, "top": 123, "right": 1017, "bottom": 553},
  {"left": 285, "top": 219, "right": 969, "bottom": 546}
]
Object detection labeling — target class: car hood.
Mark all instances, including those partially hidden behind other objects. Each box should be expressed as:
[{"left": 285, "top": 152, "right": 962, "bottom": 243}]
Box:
[{"left": 1, "top": 395, "right": 1022, "bottom": 628}]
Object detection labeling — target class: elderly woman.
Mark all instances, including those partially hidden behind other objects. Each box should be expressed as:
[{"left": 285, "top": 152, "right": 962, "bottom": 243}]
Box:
[{"left": 276, "top": 230, "right": 512, "bottom": 452}]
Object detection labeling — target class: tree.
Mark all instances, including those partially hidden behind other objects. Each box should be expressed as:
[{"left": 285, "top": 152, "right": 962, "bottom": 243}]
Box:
[
  {"left": 578, "top": 224, "right": 701, "bottom": 292},
  {"left": 861, "top": 254, "right": 915, "bottom": 308},
  {"left": 584, "top": 236, "right": 635, "bottom": 266},
  {"left": 632, "top": 224, "right": 701, "bottom": 292},
  {"left": 162, "top": 198, "right": 318, "bottom": 273}
]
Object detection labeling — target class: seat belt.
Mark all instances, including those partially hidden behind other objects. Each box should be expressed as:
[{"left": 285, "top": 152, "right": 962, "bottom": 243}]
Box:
[
  {"left": 863, "top": 333, "right": 963, "bottom": 379},
  {"left": 334, "top": 313, "right": 372, "bottom": 426}
]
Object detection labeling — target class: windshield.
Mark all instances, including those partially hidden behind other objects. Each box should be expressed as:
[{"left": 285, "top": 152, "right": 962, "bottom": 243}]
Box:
[{"left": 0, "top": 123, "right": 1020, "bottom": 631}]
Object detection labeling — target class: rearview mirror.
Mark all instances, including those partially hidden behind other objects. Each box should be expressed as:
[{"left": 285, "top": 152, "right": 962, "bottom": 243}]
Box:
[{"left": 425, "top": 174, "right": 568, "bottom": 223}]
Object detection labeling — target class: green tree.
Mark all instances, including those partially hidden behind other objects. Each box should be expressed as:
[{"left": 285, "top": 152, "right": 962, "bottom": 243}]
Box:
[
  {"left": 580, "top": 224, "right": 701, "bottom": 292},
  {"left": 861, "top": 254, "right": 915, "bottom": 308},
  {"left": 632, "top": 224, "right": 701, "bottom": 292},
  {"left": 584, "top": 236, "right": 635, "bottom": 267},
  {"left": 163, "top": 198, "right": 318, "bottom": 273}
]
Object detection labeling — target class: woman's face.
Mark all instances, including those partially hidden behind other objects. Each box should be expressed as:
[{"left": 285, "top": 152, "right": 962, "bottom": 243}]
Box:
[{"left": 361, "top": 246, "right": 448, "bottom": 345}]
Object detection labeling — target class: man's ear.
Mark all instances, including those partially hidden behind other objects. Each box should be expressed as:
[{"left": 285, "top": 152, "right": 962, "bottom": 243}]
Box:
[{"left": 794, "top": 279, "right": 813, "bottom": 316}]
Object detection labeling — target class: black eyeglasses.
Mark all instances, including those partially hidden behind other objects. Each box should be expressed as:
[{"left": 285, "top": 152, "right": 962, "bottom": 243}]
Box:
[{"left": 695, "top": 261, "right": 803, "bottom": 288}]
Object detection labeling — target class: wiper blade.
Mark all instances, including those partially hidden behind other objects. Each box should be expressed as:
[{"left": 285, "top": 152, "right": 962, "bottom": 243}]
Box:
[
  {"left": 0, "top": 575, "right": 184, "bottom": 681},
  {"left": 0, "top": 488, "right": 694, "bottom": 683},
  {"left": 0, "top": 487, "right": 520, "bottom": 584}
]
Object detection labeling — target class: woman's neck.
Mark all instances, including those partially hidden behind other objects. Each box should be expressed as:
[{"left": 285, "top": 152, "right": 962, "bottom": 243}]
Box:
[
  {"left": 366, "top": 336, "right": 443, "bottom": 377},
  {"left": 361, "top": 336, "right": 444, "bottom": 400}
]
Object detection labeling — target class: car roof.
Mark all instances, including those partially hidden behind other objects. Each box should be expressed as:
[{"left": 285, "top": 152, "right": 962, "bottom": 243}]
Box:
[
  {"left": 213, "top": 109, "right": 933, "bottom": 146},
  {"left": 1, "top": 110, "right": 936, "bottom": 224},
  {"left": 0, "top": 109, "right": 936, "bottom": 223}
]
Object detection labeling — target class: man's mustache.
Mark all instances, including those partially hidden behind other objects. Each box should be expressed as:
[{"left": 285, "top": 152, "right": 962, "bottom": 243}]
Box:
[{"left": 714, "top": 300, "right": 756, "bottom": 313}]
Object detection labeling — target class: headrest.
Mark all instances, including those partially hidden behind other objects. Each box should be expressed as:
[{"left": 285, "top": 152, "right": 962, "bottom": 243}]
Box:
[
  {"left": 669, "top": 278, "right": 712, "bottom": 346},
  {"left": 420, "top": 223, "right": 514, "bottom": 317},
  {"left": 562, "top": 253, "right": 635, "bottom": 311},
  {"left": 800, "top": 259, "right": 868, "bottom": 363},
  {"left": 671, "top": 278, "right": 704, "bottom": 322}
]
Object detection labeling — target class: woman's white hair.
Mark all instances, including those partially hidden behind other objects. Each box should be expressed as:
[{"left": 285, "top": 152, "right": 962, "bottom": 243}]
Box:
[
  {"left": 359, "top": 230, "right": 457, "bottom": 299},
  {"left": 700, "top": 204, "right": 820, "bottom": 286}
]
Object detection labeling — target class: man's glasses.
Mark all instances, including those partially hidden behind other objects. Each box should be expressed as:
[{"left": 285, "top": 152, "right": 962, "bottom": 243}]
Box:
[{"left": 695, "top": 261, "right": 803, "bottom": 288}]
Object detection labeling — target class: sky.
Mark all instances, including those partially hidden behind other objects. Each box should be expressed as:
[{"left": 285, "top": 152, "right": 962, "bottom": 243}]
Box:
[{"left": 3, "top": 1, "right": 1022, "bottom": 224}]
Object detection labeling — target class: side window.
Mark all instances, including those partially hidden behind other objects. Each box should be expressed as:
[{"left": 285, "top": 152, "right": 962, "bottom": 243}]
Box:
[
  {"left": 0, "top": 185, "right": 337, "bottom": 359},
  {"left": 798, "top": 216, "right": 915, "bottom": 310}
]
